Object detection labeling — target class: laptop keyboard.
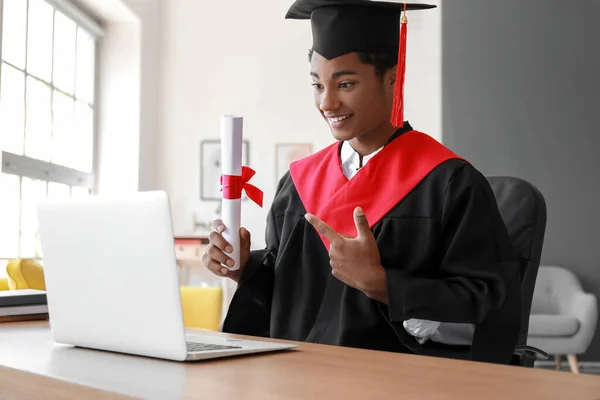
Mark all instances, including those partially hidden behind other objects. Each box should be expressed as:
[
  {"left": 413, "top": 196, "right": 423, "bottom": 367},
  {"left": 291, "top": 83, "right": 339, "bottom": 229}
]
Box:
[{"left": 186, "top": 342, "right": 243, "bottom": 353}]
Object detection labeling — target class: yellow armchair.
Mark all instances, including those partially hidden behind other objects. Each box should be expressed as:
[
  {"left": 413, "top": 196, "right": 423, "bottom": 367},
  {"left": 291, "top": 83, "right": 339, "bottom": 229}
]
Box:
[
  {"left": 6, "top": 259, "right": 46, "bottom": 290},
  {"left": 180, "top": 286, "right": 223, "bottom": 331}
]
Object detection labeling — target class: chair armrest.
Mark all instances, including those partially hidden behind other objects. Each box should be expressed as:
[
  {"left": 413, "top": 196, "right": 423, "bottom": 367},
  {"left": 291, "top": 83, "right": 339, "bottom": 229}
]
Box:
[
  {"left": 514, "top": 345, "right": 549, "bottom": 361},
  {"left": 570, "top": 293, "right": 598, "bottom": 351},
  {"left": 571, "top": 293, "right": 597, "bottom": 322}
]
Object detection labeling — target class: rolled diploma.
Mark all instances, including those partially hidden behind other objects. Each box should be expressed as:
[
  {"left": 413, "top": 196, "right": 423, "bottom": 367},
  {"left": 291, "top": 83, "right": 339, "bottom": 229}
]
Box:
[{"left": 220, "top": 115, "right": 243, "bottom": 271}]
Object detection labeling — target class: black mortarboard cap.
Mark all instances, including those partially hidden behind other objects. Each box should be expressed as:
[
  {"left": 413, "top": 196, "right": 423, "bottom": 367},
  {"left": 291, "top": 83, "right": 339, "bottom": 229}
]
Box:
[{"left": 285, "top": 0, "right": 437, "bottom": 127}]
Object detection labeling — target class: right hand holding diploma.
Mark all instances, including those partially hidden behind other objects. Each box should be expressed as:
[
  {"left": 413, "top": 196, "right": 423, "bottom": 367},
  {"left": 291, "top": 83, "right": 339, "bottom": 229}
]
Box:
[{"left": 203, "top": 219, "right": 251, "bottom": 283}]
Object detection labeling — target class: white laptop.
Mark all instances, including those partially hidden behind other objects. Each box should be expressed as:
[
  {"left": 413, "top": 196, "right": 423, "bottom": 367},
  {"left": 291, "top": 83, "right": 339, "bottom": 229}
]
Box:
[{"left": 36, "top": 190, "right": 296, "bottom": 361}]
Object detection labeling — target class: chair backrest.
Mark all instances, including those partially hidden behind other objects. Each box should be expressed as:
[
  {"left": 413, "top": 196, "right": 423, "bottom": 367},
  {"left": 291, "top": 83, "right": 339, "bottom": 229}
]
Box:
[{"left": 486, "top": 177, "right": 547, "bottom": 346}]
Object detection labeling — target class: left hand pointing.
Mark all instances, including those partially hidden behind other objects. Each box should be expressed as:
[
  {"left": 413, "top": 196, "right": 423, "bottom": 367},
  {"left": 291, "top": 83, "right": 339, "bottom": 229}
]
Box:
[{"left": 305, "top": 207, "right": 388, "bottom": 302}]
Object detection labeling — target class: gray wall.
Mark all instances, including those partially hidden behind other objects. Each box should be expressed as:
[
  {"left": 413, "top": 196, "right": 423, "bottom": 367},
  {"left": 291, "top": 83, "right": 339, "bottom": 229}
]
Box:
[{"left": 442, "top": 0, "right": 600, "bottom": 361}]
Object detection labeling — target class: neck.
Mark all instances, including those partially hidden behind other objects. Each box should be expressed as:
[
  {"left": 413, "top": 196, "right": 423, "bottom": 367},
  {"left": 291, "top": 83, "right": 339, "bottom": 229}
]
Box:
[{"left": 349, "top": 122, "right": 398, "bottom": 157}]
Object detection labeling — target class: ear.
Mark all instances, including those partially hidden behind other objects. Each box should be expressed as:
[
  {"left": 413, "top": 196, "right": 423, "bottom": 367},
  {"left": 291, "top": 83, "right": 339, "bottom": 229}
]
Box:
[{"left": 385, "top": 66, "right": 397, "bottom": 93}]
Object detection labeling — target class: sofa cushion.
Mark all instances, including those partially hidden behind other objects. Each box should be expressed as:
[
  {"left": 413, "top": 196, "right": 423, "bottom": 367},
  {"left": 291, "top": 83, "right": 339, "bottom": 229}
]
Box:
[{"left": 528, "top": 314, "right": 580, "bottom": 337}]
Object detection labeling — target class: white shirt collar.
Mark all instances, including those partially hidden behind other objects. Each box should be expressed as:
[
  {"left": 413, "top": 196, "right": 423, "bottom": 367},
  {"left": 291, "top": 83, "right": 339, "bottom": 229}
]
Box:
[
  {"left": 340, "top": 141, "right": 384, "bottom": 179},
  {"left": 340, "top": 141, "right": 384, "bottom": 164}
]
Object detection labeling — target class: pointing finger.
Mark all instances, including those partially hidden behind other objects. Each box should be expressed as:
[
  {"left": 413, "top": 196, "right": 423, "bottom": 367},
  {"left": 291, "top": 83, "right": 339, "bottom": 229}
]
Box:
[{"left": 305, "top": 213, "right": 342, "bottom": 246}]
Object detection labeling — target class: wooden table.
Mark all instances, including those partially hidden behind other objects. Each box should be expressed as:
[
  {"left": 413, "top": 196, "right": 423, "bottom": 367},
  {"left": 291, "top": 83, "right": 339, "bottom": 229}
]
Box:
[{"left": 0, "top": 321, "right": 599, "bottom": 399}]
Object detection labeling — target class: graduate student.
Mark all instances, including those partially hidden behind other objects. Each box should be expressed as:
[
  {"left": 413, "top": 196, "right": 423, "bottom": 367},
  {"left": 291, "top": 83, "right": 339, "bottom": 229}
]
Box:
[{"left": 202, "top": 0, "right": 522, "bottom": 364}]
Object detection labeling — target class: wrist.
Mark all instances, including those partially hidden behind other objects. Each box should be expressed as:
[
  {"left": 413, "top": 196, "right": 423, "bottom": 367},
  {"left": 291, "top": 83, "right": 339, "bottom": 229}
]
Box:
[
  {"left": 364, "top": 263, "right": 387, "bottom": 292},
  {"left": 364, "top": 290, "right": 388, "bottom": 304},
  {"left": 361, "top": 264, "right": 388, "bottom": 303}
]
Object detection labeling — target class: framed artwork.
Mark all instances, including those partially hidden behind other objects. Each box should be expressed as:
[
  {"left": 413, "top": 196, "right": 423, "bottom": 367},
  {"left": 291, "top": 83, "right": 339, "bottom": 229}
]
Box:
[
  {"left": 200, "top": 139, "right": 249, "bottom": 200},
  {"left": 275, "top": 143, "right": 313, "bottom": 182}
]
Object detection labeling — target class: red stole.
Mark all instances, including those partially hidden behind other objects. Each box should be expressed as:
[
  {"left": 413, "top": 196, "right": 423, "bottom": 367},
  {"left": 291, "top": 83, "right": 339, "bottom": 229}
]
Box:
[{"left": 289, "top": 130, "right": 463, "bottom": 250}]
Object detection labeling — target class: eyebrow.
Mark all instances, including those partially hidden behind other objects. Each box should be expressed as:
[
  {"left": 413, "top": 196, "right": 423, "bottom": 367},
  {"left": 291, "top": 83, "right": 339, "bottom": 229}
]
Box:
[{"left": 310, "top": 70, "right": 359, "bottom": 80}]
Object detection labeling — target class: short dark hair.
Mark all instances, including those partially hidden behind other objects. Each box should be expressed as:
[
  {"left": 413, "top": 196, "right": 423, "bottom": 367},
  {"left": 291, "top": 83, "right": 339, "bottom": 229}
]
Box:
[{"left": 308, "top": 47, "right": 398, "bottom": 79}]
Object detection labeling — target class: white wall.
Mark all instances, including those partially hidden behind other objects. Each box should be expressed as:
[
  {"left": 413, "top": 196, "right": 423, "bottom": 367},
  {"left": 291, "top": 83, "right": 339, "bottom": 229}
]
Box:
[
  {"left": 96, "top": 22, "right": 141, "bottom": 194},
  {"left": 442, "top": 0, "right": 600, "bottom": 361},
  {"left": 75, "top": 0, "right": 165, "bottom": 196},
  {"left": 72, "top": 0, "right": 142, "bottom": 195},
  {"left": 121, "top": 0, "right": 162, "bottom": 192},
  {"left": 404, "top": 0, "right": 442, "bottom": 142},
  {"left": 148, "top": 0, "right": 442, "bottom": 248}
]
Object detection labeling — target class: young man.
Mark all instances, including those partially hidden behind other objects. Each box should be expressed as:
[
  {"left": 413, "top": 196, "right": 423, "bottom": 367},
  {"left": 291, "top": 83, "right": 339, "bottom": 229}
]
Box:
[{"left": 202, "top": 0, "right": 522, "bottom": 364}]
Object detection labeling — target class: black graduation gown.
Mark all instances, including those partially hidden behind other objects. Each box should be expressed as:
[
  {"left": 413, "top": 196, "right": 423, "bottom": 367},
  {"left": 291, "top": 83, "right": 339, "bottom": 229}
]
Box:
[{"left": 222, "top": 125, "right": 522, "bottom": 365}]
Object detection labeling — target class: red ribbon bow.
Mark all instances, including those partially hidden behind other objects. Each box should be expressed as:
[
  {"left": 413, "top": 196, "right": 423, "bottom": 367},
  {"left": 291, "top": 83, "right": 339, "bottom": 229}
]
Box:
[{"left": 220, "top": 166, "right": 263, "bottom": 207}]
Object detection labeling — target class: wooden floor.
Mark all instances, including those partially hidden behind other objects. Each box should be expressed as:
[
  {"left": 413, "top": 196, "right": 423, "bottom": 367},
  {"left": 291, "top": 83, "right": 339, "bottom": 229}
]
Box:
[{"left": 535, "top": 363, "right": 600, "bottom": 375}]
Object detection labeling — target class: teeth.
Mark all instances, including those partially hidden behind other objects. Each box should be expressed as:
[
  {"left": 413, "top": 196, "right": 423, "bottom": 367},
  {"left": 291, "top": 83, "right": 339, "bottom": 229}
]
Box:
[{"left": 330, "top": 115, "right": 350, "bottom": 123}]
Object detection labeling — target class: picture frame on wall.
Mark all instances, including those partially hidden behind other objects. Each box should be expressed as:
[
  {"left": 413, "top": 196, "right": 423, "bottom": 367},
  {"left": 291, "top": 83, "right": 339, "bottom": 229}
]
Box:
[
  {"left": 275, "top": 143, "right": 313, "bottom": 183},
  {"left": 200, "top": 139, "right": 249, "bottom": 201}
]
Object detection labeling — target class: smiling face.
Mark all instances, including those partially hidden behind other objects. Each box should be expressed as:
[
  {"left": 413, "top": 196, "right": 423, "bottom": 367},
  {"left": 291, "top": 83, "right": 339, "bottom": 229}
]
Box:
[{"left": 310, "top": 51, "right": 397, "bottom": 144}]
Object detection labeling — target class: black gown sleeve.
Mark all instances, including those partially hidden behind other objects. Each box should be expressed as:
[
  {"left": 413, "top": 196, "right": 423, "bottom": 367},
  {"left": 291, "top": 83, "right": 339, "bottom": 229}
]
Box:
[
  {"left": 381, "top": 164, "right": 522, "bottom": 363},
  {"left": 220, "top": 179, "right": 283, "bottom": 337}
]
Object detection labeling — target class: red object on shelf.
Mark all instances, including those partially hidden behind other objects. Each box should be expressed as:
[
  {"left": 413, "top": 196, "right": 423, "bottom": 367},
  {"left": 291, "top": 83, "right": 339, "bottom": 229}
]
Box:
[{"left": 174, "top": 237, "right": 209, "bottom": 246}]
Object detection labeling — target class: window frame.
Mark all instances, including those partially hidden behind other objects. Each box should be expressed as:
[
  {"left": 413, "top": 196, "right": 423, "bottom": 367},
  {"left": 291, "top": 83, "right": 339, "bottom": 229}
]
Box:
[{"left": 0, "top": 0, "right": 103, "bottom": 267}]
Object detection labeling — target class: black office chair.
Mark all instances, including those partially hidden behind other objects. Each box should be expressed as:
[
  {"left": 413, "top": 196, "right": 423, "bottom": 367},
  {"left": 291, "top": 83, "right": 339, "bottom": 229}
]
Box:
[{"left": 486, "top": 176, "right": 549, "bottom": 367}]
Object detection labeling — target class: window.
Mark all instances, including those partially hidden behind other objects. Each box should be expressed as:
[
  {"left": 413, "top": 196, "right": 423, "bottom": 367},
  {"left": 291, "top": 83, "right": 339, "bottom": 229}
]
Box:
[{"left": 0, "top": 0, "right": 102, "bottom": 276}]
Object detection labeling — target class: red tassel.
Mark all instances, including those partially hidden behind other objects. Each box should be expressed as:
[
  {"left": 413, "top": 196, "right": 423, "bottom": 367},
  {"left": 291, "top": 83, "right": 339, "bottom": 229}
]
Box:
[{"left": 390, "top": 4, "right": 408, "bottom": 128}]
